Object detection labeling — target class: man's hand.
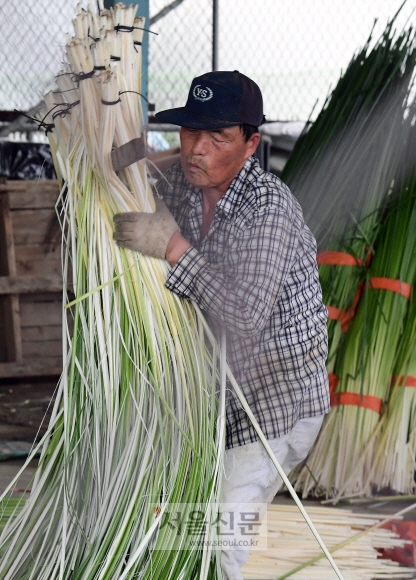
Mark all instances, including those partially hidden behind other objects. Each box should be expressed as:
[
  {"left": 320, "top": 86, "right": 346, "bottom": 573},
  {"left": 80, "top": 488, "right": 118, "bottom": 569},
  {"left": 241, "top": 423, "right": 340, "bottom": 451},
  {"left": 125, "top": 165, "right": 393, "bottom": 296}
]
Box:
[{"left": 113, "top": 197, "right": 180, "bottom": 260}]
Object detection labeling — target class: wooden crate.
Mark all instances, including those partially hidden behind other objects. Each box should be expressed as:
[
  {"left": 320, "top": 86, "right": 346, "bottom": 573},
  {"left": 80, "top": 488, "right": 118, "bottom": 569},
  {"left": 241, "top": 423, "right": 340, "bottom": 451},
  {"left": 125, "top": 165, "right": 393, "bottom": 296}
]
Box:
[{"left": 0, "top": 180, "right": 64, "bottom": 379}]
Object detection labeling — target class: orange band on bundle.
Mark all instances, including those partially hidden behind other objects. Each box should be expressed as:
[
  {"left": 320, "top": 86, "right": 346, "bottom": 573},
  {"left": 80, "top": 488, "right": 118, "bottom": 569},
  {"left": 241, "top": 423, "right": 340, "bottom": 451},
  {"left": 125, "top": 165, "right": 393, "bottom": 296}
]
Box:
[
  {"left": 328, "top": 373, "right": 339, "bottom": 394},
  {"left": 317, "top": 251, "right": 363, "bottom": 267},
  {"left": 391, "top": 375, "right": 416, "bottom": 387},
  {"left": 325, "top": 284, "right": 364, "bottom": 333},
  {"left": 368, "top": 277, "right": 412, "bottom": 300},
  {"left": 326, "top": 306, "right": 353, "bottom": 333},
  {"left": 326, "top": 306, "right": 343, "bottom": 321},
  {"left": 330, "top": 392, "right": 382, "bottom": 414}
]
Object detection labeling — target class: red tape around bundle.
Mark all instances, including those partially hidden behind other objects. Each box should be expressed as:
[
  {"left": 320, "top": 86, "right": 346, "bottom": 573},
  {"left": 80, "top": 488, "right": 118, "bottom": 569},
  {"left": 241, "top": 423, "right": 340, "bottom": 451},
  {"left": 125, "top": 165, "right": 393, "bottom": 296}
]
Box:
[
  {"left": 326, "top": 284, "right": 364, "bottom": 333},
  {"left": 330, "top": 391, "right": 383, "bottom": 414},
  {"left": 391, "top": 375, "right": 416, "bottom": 387},
  {"left": 368, "top": 277, "right": 412, "bottom": 300},
  {"left": 317, "top": 251, "right": 364, "bottom": 267},
  {"left": 318, "top": 250, "right": 371, "bottom": 333},
  {"left": 326, "top": 303, "right": 354, "bottom": 334},
  {"left": 328, "top": 373, "right": 339, "bottom": 394},
  {"left": 326, "top": 305, "right": 343, "bottom": 321}
]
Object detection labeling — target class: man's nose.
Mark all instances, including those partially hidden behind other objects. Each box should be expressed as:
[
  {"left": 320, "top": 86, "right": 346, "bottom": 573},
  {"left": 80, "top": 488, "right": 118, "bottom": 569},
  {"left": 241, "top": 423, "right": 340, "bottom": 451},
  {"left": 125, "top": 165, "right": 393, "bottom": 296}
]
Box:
[{"left": 190, "top": 131, "right": 209, "bottom": 155}]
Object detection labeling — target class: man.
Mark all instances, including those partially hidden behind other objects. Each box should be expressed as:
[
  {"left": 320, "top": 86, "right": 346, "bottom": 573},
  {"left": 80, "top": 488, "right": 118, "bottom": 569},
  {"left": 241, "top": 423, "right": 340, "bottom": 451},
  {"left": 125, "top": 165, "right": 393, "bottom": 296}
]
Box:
[{"left": 114, "top": 71, "right": 330, "bottom": 579}]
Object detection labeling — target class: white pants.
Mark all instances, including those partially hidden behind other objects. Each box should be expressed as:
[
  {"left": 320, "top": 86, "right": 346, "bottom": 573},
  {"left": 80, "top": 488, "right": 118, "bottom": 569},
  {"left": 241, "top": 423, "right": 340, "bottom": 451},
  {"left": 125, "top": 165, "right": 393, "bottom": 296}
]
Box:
[{"left": 221, "top": 415, "right": 324, "bottom": 580}]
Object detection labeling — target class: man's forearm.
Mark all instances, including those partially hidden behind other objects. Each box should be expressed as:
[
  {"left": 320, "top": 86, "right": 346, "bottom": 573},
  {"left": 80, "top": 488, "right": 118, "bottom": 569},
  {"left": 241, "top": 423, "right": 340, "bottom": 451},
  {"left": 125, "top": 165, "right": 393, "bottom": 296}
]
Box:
[{"left": 165, "top": 231, "right": 191, "bottom": 265}]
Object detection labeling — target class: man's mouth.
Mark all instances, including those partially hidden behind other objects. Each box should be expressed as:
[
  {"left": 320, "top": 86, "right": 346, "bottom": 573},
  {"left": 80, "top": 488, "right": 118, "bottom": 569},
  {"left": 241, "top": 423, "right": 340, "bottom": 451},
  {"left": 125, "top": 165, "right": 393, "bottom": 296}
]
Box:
[{"left": 186, "top": 159, "right": 204, "bottom": 172}]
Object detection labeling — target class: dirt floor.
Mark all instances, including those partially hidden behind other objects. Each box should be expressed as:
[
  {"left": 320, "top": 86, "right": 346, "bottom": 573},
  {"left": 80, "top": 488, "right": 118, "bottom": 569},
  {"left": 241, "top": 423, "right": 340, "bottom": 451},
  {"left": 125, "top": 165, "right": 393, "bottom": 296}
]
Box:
[
  {"left": 0, "top": 376, "right": 57, "bottom": 442},
  {"left": 0, "top": 377, "right": 55, "bottom": 493}
]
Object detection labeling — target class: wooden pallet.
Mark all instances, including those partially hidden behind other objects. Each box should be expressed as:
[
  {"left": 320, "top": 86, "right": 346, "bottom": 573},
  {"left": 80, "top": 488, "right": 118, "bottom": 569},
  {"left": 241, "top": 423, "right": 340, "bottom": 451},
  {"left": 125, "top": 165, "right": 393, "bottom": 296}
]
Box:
[{"left": 0, "top": 180, "right": 63, "bottom": 379}]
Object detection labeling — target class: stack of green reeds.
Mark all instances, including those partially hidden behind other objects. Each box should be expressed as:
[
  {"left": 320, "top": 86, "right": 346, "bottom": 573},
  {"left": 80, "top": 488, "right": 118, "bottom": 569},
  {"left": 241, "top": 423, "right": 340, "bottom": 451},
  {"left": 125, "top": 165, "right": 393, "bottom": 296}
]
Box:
[
  {"left": 348, "top": 121, "right": 416, "bottom": 496},
  {"left": 287, "top": 14, "right": 416, "bottom": 499},
  {"left": 295, "top": 176, "right": 416, "bottom": 498}
]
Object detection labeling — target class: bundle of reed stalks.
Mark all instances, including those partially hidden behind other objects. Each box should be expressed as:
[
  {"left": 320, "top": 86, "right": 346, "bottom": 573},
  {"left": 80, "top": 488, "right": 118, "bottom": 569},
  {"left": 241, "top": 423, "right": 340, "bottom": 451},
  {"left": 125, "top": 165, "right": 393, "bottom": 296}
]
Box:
[
  {"left": 0, "top": 3, "right": 226, "bottom": 578},
  {"left": 283, "top": 9, "right": 416, "bottom": 501},
  {"left": 295, "top": 174, "right": 416, "bottom": 499}
]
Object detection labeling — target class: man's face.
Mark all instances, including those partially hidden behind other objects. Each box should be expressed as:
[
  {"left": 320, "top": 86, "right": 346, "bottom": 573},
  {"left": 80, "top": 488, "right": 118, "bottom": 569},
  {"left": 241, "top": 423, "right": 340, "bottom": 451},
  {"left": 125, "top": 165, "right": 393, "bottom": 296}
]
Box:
[{"left": 180, "top": 126, "right": 260, "bottom": 194}]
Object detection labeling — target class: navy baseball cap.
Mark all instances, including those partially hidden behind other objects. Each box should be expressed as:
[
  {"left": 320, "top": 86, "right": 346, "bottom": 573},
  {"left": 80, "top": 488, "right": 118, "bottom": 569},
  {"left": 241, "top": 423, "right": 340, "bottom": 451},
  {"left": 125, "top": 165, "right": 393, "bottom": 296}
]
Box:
[{"left": 155, "top": 71, "right": 265, "bottom": 129}]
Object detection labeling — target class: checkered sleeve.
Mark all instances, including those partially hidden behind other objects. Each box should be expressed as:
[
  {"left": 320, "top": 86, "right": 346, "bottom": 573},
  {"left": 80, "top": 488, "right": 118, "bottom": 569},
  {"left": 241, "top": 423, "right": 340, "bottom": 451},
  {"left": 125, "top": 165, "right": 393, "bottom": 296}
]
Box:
[{"left": 166, "top": 206, "right": 300, "bottom": 337}]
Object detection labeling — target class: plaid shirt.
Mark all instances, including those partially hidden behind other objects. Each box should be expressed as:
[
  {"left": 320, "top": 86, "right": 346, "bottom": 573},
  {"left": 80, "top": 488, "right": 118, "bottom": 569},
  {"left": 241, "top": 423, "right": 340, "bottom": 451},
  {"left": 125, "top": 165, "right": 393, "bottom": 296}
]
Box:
[{"left": 157, "top": 157, "right": 329, "bottom": 449}]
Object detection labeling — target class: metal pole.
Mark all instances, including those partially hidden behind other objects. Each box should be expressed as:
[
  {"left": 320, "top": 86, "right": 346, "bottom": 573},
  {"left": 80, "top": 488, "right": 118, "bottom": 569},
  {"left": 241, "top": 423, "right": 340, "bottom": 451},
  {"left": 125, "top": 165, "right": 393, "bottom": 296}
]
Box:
[{"left": 212, "top": 0, "right": 219, "bottom": 71}]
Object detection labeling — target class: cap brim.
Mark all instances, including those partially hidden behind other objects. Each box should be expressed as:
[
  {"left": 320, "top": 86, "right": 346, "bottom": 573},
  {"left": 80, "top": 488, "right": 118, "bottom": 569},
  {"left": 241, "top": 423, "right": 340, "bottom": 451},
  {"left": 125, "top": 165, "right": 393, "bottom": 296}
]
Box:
[{"left": 154, "top": 107, "right": 240, "bottom": 130}]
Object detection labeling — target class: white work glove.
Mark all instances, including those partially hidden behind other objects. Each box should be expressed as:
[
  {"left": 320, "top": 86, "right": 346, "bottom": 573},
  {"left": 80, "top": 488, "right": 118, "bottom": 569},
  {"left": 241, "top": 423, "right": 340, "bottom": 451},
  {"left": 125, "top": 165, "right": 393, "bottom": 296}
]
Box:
[{"left": 113, "top": 197, "right": 180, "bottom": 259}]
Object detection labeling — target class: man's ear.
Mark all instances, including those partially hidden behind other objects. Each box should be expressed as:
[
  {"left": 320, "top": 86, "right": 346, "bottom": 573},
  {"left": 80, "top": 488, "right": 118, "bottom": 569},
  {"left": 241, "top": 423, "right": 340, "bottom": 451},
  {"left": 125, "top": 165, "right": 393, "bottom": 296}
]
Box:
[{"left": 245, "top": 132, "right": 261, "bottom": 158}]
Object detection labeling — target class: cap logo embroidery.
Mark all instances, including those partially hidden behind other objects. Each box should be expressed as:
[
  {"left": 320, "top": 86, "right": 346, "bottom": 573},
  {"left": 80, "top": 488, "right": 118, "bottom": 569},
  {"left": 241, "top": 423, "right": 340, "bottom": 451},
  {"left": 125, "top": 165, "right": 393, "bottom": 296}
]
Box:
[{"left": 193, "top": 85, "right": 213, "bottom": 102}]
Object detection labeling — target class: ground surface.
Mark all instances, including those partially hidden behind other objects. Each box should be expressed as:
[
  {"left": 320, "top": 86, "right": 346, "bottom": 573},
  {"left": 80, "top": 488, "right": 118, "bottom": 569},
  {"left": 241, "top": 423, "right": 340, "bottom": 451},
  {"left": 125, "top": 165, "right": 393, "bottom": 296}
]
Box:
[
  {"left": 0, "top": 378, "right": 54, "bottom": 494},
  {"left": 0, "top": 377, "right": 57, "bottom": 442}
]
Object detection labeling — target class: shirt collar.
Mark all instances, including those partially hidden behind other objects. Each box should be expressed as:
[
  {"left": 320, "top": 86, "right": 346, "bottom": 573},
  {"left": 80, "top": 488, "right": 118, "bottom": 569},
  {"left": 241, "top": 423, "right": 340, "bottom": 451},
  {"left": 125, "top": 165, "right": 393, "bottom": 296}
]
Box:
[{"left": 216, "top": 157, "right": 259, "bottom": 218}]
